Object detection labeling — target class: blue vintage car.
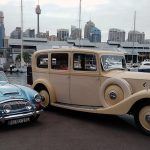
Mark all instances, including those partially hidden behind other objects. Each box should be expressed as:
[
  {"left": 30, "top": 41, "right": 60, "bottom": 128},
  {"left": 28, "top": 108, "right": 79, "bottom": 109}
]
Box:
[{"left": 0, "top": 71, "right": 43, "bottom": 125}]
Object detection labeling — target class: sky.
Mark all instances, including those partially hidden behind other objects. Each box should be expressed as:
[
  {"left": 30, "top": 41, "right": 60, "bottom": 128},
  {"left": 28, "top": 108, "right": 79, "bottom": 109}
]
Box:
[{"left": 0, "top": 0, "right": 150, "bottom": 41}]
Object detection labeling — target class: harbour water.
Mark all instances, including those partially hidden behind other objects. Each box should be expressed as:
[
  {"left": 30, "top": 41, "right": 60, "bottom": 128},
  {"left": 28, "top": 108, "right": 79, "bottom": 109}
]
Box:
[{"left": 6, "top": 72, "right": 27, "bottom": 86}]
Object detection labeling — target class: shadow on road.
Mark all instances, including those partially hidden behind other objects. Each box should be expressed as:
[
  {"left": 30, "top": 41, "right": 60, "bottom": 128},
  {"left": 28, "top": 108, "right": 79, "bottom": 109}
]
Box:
[
  {"left": 45, "top": 107, "right": 138, "bottom": 134},
  {"left": 0, "top": 120, "right": 43, "bottom": 132},
  {"left": 0, "top": 106, "right": 144, "bottom": 136},
  {"left": 0, "top": 106, "right": 149, "bottom": 150}
]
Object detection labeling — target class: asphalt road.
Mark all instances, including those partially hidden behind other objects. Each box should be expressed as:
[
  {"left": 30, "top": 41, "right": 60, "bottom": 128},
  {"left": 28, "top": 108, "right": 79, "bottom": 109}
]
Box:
[{"left": 0, "top": 107, "right": 149, "bottom": 150}]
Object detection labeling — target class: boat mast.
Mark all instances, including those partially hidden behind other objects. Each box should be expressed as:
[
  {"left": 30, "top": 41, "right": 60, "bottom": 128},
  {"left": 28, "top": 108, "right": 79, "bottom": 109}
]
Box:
[
  {"left": 132, "top": 11, "right": 136, "bottom": 65},
  {"left": 21, "top": 0, "right": 24, "bottom": 68},
  {"left": 79, "top": 0, "right": 82, "bottom": 48}
]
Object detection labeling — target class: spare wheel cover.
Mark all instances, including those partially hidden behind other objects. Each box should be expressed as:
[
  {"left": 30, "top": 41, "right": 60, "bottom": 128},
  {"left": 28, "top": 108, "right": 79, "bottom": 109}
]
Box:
[{"left": 100, "top": 78, "right": 132, "bottom": 107}]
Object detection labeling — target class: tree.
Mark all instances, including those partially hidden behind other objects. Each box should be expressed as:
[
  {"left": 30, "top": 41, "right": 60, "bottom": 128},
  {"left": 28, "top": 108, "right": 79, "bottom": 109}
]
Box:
[{"left": 15, "top": 52, "right": 31, "bottom": 64}]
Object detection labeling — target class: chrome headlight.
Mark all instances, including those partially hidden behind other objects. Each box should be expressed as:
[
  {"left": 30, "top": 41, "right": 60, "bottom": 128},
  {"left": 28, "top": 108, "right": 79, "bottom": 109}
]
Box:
[
  {"left": 34, "top": 94, "right": 41, "bottom": 103},
  {"left": 26, "top": 102, "right": 32, "bottom": 110},
  {"left": 3, "top": 104, "right": 12, "bottom": 113}
]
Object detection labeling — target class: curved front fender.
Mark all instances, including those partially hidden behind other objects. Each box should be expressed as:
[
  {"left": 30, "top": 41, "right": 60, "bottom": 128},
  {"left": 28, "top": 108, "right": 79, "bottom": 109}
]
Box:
[
  {"left": 32, "top": 79, "right": 56, "bottom": 103},
  {"left": 96, "top": 90, "right": 150, "bottom": 115}
]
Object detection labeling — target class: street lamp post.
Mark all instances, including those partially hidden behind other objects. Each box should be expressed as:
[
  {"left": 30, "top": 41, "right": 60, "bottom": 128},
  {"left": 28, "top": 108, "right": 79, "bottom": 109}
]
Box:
[
  {"left": 79, "top": 0, "right": 82, "bottom": 47},
  {"left": 20, "top": 0, "right": 24, "bottom": 69},
  {"left": 131, "top": 11, "right": 136, "bottom": 66}
]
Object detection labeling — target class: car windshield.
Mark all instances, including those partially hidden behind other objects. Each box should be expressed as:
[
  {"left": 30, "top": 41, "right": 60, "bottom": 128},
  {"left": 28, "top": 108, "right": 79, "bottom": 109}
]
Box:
[
  {"left": 0, "top": 72, "right": 8, "bottom": 82},
  {"left": 101, "top": 55, "right": 126, "bottom": 71}
]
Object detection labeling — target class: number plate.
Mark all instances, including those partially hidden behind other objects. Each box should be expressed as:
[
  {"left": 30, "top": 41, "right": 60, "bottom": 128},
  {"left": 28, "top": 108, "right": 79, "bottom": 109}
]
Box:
[{"left": 8, "top": 118, "right": 30, "bottom": 125}]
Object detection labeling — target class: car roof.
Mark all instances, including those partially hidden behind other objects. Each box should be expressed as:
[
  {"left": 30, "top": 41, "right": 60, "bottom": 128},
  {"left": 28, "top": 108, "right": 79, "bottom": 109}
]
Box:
[{"left": 33, "top": 48, "right": 124, "bottom": 56}]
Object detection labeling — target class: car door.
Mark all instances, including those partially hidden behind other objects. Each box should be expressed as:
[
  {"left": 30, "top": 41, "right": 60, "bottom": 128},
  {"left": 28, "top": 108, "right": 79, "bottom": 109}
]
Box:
[
  {"left": 49, "top": 52, "right": 70, "bottom": 104},
  {"left": 70, "top": 52, "right": 102, "bottom": 106}
]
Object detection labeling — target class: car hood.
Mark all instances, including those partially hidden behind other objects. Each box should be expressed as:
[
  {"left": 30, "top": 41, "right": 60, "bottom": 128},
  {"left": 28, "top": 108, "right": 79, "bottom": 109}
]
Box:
[
  {"left": 104, "top": 70, "right": 150, "bottom": 93},
  {"left": 104, "top": 70, "right": 150, "bottom": 80},
  {"left": 0, "top": 84, "right": 21, "bottom": 95},
  {"left": 0, "top": 82, "right": 26, "bottom": 101}
]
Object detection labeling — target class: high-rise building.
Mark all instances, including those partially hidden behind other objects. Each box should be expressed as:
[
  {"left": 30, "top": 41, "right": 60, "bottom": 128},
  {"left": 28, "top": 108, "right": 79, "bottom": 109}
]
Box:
[
  {"left": 0, "top": 11, "right": 5, "bottom": 48},
  {"left": 23, "top": 29, "right": 35, "bottom": 38},
  {"left": 89, "top": 27, "right": 101, "bottom": 42},
  {"left": 0, "top": 11, "right": 4, "bottom": 24},
  {"left": 57, "top": 29, "right": 69, "bottom": 41},
  {"left": 10, "top": 27, "right": 21, "bottom": 39},
  {"left": 84, "top": 20, "right": 95, "bottom": 39},
  {"left": 108, "top": 28, "right": 125, "bottom": 42},
  {"left": 48, "top": 35, "right": 58, "bottom": 41},
  {"left": 36, "top": 31, "right": 49, "bottom": 38},
  {"left": 70, "top": 25, "right": 82, "bottom": 40},
  {"left": 128, "top": 31, "right": 145, "bottom": 44},
  {"left": 145, "top": 39, "right": 150, "bottom": 44}
]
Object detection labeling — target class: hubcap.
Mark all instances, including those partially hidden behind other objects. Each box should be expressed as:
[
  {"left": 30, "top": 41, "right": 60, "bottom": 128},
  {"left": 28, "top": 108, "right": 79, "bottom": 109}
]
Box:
[
  {"left": 109, "top": 91, "right": 117, "bottom": 100},
  {"left": 39, "top": 90, "right": 49, "bottom": 107},
  {"left": 139, "top": 106, "right": 150, "bottom": 131},
  {"left": 145, "top": 115, "right": 150, "bottom": 122}
]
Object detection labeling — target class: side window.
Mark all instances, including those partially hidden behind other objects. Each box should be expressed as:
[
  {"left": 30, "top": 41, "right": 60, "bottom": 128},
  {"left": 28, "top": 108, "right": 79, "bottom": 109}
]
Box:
[
  {"left": 51, "top": 53, "right": 68, "bottom": 70},
  {"left": 37, "top": 54, "right": 48, "bottom": 68},
  {"left": 73, "top": 53, "right": 97, "bottom": 71}
]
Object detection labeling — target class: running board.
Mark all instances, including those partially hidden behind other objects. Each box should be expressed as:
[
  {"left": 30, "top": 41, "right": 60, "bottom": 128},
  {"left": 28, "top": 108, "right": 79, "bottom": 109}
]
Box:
[{"left": 51, "top": 102, "right": 103, "bottom": 113}]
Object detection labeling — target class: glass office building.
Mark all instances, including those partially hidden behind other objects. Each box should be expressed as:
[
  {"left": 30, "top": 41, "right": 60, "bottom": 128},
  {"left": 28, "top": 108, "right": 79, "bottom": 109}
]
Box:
[{"left": 0, "top": 23, "right": 5, "bottom": 48}]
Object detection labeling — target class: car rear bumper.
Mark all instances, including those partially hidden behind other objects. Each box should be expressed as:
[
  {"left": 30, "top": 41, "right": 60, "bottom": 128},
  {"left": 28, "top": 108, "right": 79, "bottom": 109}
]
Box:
[{"left": 0, "top": 110, "right": 42, "bottom": 123}]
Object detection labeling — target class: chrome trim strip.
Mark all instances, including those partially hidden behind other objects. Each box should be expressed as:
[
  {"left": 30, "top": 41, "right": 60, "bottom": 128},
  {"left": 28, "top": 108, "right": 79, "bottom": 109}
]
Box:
[
  {"left": 0, "top": 99, "right": 26, "bottom": 104},
  {"left": 0, "top": 110, "right": 42, "bottom": 121}
]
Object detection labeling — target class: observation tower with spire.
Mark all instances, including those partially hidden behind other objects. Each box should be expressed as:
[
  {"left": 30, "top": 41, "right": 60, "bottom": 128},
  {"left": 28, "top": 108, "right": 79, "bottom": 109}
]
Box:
[{"left": 35, "top": 0, "right": 41, "bottom": 36}]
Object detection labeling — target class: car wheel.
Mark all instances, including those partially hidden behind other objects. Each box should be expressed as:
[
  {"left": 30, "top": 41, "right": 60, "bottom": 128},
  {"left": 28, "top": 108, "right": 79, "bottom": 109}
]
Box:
[
  {"left": 39, "top": 89, "right": 50, "bottom": 108},
  {"left": 134, "top": 104, "right": 150, "bottom": 135}
]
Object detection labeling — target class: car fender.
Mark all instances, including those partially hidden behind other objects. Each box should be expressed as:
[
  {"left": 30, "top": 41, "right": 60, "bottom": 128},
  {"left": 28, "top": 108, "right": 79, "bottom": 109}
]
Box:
[
  {"left": 32, "top": 79, "right": 56, "bottom": 103},
  {"left": 16, "top": 84, "right": 38, "bottom": 101},
  {"left": 96, "top": 90, "right": 150, "bottom": 115}
]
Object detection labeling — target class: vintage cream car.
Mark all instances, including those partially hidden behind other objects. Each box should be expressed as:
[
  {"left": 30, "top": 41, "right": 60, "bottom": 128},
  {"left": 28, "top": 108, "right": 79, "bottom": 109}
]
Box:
[{"left": 29, "top": 48, "right": 150, "bottom": 135}]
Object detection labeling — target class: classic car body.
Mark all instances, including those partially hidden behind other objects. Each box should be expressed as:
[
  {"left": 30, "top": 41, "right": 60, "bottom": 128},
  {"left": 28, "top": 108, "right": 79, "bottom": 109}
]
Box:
[
  {"left": 0, "top": 71, "right": 42, "bottom": 125},
  {"left": 29, "top": 48, "right": 150, "bottom": 134}
]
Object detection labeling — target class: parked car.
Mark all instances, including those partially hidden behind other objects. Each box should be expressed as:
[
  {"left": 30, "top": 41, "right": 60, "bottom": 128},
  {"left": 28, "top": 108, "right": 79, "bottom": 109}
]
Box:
[
  {"left": 138, "top": 60, "right": 150, "bottom": 72},
  {"left": 0, "top": 71, "right": 43, "bottom": 125},
  {"left": 28, "top": 48, "right": 150, "bottom": 135}
]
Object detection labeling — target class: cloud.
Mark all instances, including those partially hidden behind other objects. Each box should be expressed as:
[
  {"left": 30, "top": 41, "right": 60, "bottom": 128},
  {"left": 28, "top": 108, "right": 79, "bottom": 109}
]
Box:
[
  {"left": 0, "top": 0, "right": 11, "bottom": 5},
  {"left": 39, "top": 0, "right": 109, "bottom": 8},
  {"left": 43, "top": 12, "right": 72, "bottom": 19},
  {"left": 1, "top": 0, "right": 150, "bottom": 41}
]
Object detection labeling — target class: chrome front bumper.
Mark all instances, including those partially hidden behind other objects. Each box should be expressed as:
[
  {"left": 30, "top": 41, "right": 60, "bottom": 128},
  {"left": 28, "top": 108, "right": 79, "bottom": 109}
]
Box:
[{"left": 0, "top": 110, "right": 42, "bottom": 123}]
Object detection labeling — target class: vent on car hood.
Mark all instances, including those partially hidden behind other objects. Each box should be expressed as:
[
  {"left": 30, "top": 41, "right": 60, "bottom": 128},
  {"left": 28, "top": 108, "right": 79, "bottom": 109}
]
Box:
[
  {"left": 3, "top": 92, "right": 20, "bottom": 95},
  {"left": 0, "top": 84, "right": 20, "bottom": 96}
]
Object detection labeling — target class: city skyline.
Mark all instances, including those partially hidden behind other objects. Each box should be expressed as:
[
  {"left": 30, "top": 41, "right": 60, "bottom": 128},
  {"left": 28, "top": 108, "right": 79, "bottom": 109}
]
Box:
[{"left": 0, "top": 0, "right": 150, "bottom": 41}]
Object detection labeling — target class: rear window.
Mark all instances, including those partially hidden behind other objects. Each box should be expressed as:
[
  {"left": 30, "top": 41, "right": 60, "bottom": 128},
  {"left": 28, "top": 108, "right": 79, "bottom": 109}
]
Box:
[{"left": 37, "top": 54, "right": 48, "bottom": 68}]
